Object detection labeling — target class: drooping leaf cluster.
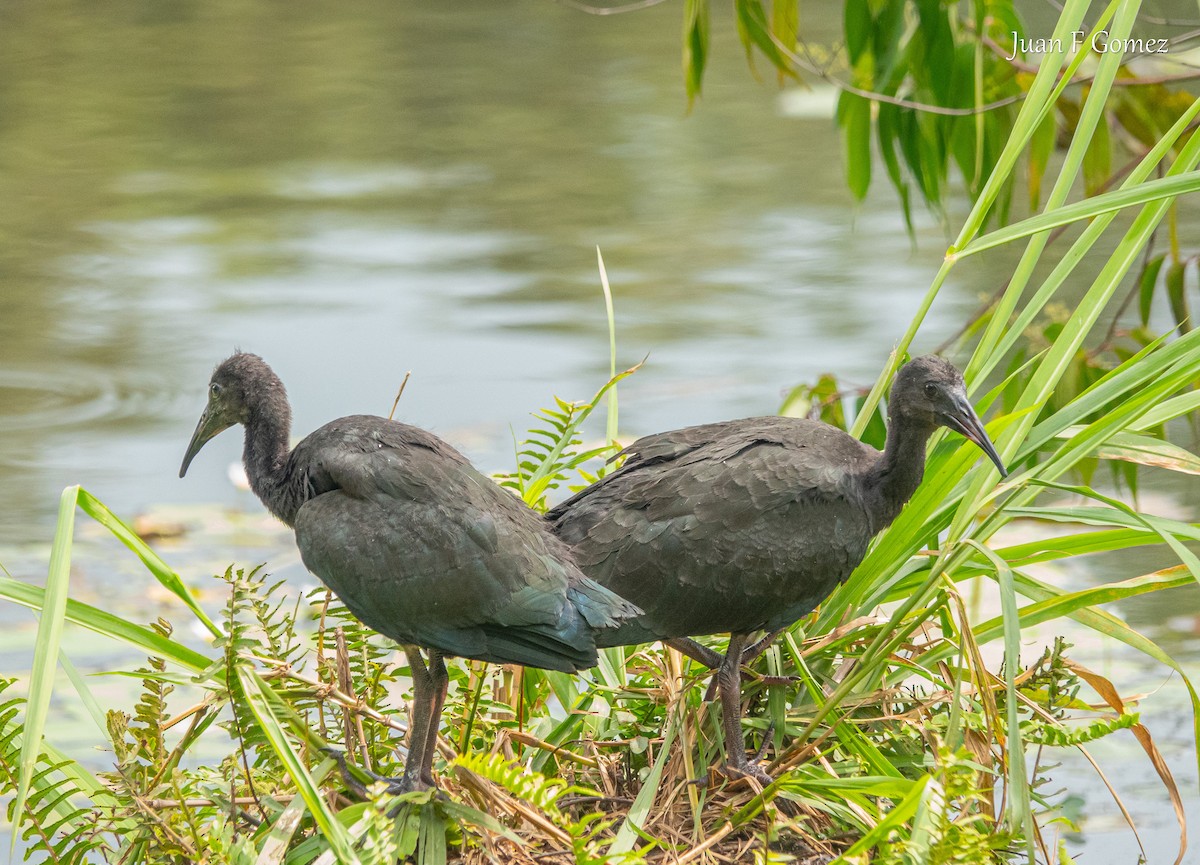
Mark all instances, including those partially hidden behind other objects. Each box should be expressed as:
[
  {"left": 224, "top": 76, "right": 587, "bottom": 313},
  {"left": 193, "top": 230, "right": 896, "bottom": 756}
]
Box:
[{"left": 663, "top": 0, "right": 1200, "bottom": 238}]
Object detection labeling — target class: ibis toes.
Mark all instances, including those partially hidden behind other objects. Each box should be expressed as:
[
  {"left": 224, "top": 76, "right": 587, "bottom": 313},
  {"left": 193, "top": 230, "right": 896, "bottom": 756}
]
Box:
[
  {"left": 725, "top": 755, "right": 774, "bottom": 790},
  {"left": 323, "top": 747, "right": 429, "bottom": 798}
]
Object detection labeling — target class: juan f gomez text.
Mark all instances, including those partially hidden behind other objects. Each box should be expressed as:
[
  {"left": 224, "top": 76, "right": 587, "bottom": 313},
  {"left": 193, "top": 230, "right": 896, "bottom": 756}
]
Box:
[{"left": 1005, "top": 30, "right": 1169, "bottom": 62}]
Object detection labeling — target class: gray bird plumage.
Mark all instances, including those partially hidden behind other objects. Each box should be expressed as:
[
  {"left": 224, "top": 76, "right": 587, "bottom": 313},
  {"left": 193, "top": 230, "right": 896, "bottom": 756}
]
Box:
[
  {"left": 552, "top": 416, "right": 878, "bottom": 647},
  {"left": 288, "top": 416, "right": 633, "bottom": 671},
  {"left": 180, "top": 352, "right": 639, "bottom": 791},
  {"left": 547, "top": 356, "right": 1007, "bottom": 784}
]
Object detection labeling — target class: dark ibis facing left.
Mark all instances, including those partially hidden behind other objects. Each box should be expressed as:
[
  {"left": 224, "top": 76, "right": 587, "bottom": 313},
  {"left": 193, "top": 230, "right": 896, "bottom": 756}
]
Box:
[
  {"left": 548, "top": 355, "right": 1007, "bottom": 786},
  {"left": 180, "top": 352, "right": 639, "bottom": 793}
]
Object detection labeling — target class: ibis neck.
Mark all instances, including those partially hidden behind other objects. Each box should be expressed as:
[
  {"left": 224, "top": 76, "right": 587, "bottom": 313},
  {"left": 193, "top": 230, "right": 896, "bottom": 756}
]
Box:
[
  {"left": 870, "top": 413, "right": 935, "bottom": 528},
  {"left": 242, "top": 398, "right": 298, "bottom": 526}
]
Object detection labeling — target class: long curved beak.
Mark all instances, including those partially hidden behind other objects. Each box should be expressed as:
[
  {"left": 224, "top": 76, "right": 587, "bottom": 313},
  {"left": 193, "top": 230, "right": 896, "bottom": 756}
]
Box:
[
  {"left": 942, "top": 393, "right": 1008, "bottom": 478},
  {"left": 179, "top": 407, "right": 232, "bottom": 478}
]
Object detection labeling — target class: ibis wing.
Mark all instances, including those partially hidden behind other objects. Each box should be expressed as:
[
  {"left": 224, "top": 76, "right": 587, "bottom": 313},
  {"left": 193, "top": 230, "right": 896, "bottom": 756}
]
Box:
[{"left": 550, "top": 417, "right": 877, "bottom": 641}]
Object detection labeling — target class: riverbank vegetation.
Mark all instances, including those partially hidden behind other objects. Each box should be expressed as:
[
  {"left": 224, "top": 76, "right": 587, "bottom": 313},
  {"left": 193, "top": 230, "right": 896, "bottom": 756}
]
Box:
[{"left": 4, "top": 1, "right": 1200, "bottom": 863}]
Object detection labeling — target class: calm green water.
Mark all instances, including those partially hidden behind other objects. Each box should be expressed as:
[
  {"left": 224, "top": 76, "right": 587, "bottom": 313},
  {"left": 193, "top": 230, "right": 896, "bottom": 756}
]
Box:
[{"left": 0, "top": 2, "right": 1196, "bottom": 861}]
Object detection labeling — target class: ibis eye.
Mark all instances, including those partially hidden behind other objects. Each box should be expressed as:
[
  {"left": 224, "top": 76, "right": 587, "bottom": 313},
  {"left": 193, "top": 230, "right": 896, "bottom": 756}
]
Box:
[
  {"left": 210, "top": 382, "right": 222, "bottom": 396},
  {"left": 923, "top": 383, "right": 938, "bottom": 398}
]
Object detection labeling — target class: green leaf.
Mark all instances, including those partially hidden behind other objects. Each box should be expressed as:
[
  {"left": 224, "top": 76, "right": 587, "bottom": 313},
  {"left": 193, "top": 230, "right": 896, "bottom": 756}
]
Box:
[
  {"left": 839, "top": 91, "right": 872, "bottom": 200},
  {"left": 237, "top": 669, "right": 360, "bottom": 863},
  {"left": 1052, "top": 427, "right": 1200, "bottom": 475},
  {"left": 965, "top": 542, "right": 1033, "bottom": 846},
  {"left": 771, "top": 0, "right": 799, "bottom": 84},
  {"left": 77, "top": 488, "right": 220, "bottom": 636},
  {"left": 844, "top": 0, "right": 870, "bottom": 63},
  {"left": 608, "top": 707, "right": 677, "bottom": 855},
  {"left": 877, "top": 103, "right": 914, "bottom": 233},
  {"left": 596, "top": 247, "right": 620, "bottom": 447},
  {"left": 1082, "top": 114, "right": 1112, "bottom": 195},
  {"left": 973, "top": 566, "right": 1192, "bottom": 641},
  {"left": 682, "top": 0, "right": 709, "bottom": 107},
  {"left": 956, "top": 171, "right": 1200, "bottom": 258},
  {"left": 1132, "top": 388, "right": 1200, "bottom": 429},
  {"left": 0, "top": 577, "right": 213, "bottom": 670},
  {"left": 734, "top": 0, "right": 792, "bottom": 75},
  {"left": 1166, "top": 259, "right": 1191, "bottom": 333},
  {"left": 1028, "top": 108, "right": 1056, "bottom": 210},
  {"left": 12, "top": 486, "right": 78, "bottom": 857},
  {"left": 1138, "top": 253, "right": 1167, "bottom": 325}
]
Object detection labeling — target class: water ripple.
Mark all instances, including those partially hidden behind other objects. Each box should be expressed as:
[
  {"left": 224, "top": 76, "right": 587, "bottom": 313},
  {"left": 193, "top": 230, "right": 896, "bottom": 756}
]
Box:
[{"left": 0, "top": 366, "right": 182, "bottom": 432}]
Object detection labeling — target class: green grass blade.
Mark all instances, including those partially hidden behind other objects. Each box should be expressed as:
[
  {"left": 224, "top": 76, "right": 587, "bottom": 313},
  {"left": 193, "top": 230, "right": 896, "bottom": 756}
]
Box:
[
  {"left": 1132, "top": 389, "right": 1200, "bottom": 430},
  {"left": 608, "top": 707, "right": 676, "bottom": 855},
  {"left": 828, "top": 774, "right": 930, "bottom": 864},
  {"left": 0, "top": 577, "right": 213, "bottom": 672},
  {"left": 596, "top": 246, "right": 620, "bottom": 447},
  {"left": 12, "top": 485, "right": 78, "bottom": 858},
  {"left": 956, "top": 175, "right": 1200, "bottom": 258},
  {"left": 77, "top": 488, "right": 221, "bottom": 637},
  {"left": 237, "top": 668, "right": 360, "bottom": 863},
  {"left": 966, "top": 0, "right": 1133, "bottom": 380},
  {"left": 1054, "top": 428, "right": 1200, "bottom": 475},
  {"left": 993, "top": 527, "right": 1200, "bottom": 566},
  {"left": 968, "top": 94, "right": 1200, "bottom": 387},
  {"left": 967, "top": 541, "right": 1034, "bottom": 850},
  {"left": 973, "top": 566, "right": 1192, "bottom": 642},
  {"left": 58, "top": 650, "right": 108, "bottom": 735}
]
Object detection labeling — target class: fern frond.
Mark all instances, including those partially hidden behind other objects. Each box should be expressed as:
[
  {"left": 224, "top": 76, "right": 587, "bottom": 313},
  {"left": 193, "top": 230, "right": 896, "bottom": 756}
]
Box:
[
  {"left": 496, "top": 363, "right": 641, "bottom": 511},
  {"left": 456, "top": 751, "right": 575, "bottom": 814},
  {"left": 0, "top": 678, "right": 113, "bottom": 863},
  {"left": 1023, "top": 712, "right": 1139, "bottom": 747}
]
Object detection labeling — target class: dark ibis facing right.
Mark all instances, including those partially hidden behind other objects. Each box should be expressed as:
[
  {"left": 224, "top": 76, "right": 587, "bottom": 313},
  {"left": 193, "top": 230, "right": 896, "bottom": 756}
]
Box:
[{"left": 548, "top": 356, "right": 1007, "bottom": 785}]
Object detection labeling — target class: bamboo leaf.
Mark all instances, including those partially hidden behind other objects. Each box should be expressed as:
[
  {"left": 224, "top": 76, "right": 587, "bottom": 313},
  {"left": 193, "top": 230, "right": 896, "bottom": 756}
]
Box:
[
  {"left": 1166, "top": 259, "right": 1191, "bottom": 333},
  {"left": 955, "top": 172, "right": 1200, "bottom": 258},
  {"left": 682, "top": 0, "right": 709, "bottom": 106},
  {"left": 839, "top": 91, "right": 872, "bottom": 200},
  {"left": 1139, "top": 254, "right": 1167, "bottom": 325}
]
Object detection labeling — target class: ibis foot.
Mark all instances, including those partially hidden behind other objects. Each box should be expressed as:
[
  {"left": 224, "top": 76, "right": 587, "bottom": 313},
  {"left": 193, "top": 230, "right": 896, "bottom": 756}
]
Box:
[
  {"left": 726, "top": 755, "right": 805, "bottom": 818},
  {"left": 322, "top": 747, "right": 431, "bottom": 799},
  {"left": 724, "top": 755, "right": 774, "bottom": 790}
]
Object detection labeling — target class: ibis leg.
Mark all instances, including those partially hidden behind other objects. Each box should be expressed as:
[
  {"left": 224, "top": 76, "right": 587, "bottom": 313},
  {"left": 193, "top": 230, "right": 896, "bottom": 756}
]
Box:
[
  {"left": 701, "top": 629, "right": 789, "bottom": 701},
  {"left": 668, "top": 630, "right": 784, "bottom": 674},
  {"left": 666, "top": 637, "right": 725, "bottom": 669},
  {"left": 420, "top": 650, "right": 449, "bottom": 787},
  {"left": 718, "top": 632, "right": 772, "bottom": 787},
  {"left": 398, "top": 645, "right": 436, "bottom": 793},
  {"left": 327, "top": 644, "right": 435, "bottom": 797},
  {"left": 741, "top": 629, "right": 782, "bottom": 664}
]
